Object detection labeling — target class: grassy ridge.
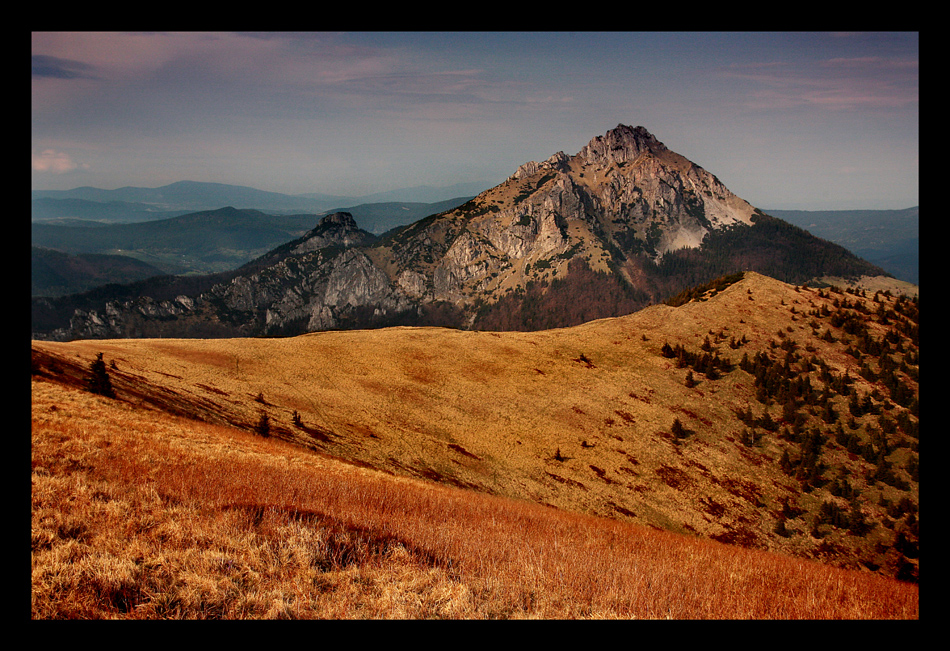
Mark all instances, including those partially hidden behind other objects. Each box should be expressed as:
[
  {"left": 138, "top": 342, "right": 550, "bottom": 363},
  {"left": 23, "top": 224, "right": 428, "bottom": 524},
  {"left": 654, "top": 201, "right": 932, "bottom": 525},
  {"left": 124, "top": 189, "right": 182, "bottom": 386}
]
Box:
[
  {"left": 32, "top": 271, "right": 920, "bottom": 582},
  {"left": 32, "top": 378, "right": 917, "bottom": 619}
]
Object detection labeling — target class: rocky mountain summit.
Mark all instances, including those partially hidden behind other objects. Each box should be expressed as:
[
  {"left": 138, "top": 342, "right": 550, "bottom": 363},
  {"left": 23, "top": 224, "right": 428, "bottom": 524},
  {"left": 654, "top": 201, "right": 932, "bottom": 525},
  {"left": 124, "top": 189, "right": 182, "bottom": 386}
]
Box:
[{"left": 32, "top": 124, "right": 888, "bottom": 341}]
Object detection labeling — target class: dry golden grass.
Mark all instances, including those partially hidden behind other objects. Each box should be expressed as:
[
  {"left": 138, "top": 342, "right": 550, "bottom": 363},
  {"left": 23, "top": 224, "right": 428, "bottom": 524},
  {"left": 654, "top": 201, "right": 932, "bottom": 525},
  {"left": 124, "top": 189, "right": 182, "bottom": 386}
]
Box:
[
  {"left": 32, "top": 272, "right": 919, "bottom": 580},
  {"left": 32, "top": 375, "right": 918, "bottom": 619}
]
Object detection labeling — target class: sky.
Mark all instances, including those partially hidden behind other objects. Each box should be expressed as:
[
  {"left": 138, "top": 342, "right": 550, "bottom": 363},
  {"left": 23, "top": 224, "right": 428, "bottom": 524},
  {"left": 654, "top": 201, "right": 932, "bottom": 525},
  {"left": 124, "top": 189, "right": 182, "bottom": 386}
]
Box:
[{"left": 32, "top": 31, "right": 918, "bottom": 211}]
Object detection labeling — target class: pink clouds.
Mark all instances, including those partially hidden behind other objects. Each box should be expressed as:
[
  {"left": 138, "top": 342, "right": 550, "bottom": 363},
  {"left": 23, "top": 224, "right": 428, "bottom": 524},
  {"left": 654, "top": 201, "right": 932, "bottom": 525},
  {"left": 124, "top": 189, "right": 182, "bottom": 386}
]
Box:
[
  {"left": 32, "top": 149, "right": 87, "bottom": 174},
  {"left": 722, "top": 54, "right": 918, "bottom": 113}
]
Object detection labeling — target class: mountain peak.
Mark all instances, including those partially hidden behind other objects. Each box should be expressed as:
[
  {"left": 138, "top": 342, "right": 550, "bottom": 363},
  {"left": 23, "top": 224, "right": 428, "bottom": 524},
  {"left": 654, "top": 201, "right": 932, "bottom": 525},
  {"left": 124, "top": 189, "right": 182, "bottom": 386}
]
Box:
[
  {"left": 509, "top": 125, "right": 668, "bottom": 181},
  {"left": 576, "top": 124, "right": 665, "bottom": 166},
  {"left": 318, "top": 211, "right": 360, "bottom": 230},
  {"left": 292, "top": 211, "right": 375, "bottom": 255}
]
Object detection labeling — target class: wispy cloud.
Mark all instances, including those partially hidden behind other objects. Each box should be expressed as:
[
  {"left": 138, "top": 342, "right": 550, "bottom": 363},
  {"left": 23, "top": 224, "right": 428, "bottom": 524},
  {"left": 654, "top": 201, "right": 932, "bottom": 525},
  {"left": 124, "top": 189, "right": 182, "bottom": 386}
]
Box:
[
  {"left": 31, "top": 55, "right": 98, "bottom": 80},
  {"left": 30, "top": 32, "right": 918, "bottom": 208},
  {"left": 32, "top": 149, "right": 88, "bottom": 174},
  {"left": 722, "top": 54, "right": 918, "bottom": 112}
]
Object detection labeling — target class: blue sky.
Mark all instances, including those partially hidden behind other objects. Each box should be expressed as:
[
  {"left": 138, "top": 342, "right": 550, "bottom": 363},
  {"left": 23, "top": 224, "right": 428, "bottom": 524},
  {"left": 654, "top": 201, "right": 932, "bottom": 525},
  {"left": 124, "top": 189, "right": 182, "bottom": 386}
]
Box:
[{"left": 32, "top": 31, "right": 918, "bottom": 210}]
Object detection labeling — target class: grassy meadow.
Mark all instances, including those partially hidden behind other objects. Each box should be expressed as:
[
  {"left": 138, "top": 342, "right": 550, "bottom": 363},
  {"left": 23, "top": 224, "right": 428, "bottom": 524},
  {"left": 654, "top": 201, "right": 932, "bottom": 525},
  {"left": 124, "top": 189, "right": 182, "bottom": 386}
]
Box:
[{"left": 32, "top": 375, "right": 918, "bottom": 619}]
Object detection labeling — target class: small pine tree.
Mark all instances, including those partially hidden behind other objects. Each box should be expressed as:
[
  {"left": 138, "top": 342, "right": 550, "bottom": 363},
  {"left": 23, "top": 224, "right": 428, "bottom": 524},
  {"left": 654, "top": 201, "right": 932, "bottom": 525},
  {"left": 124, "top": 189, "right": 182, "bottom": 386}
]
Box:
[
  {"left": 684, "top": 370, "right": 696, "bottom": 388},
  {"left": 255, "top": 411, "right": 271, "bottom": 437},
  {"left": 86, "top": 352, "right": 115, "bottom": 398},
  {"left": 671, "top": 417, "right": 688, "bottom": 440},
  {"left": 779, "top": 448, "right": 794, "bottom": 475},
  {"left": 774, "top": 514, "right": 792, "bottom": 538}
]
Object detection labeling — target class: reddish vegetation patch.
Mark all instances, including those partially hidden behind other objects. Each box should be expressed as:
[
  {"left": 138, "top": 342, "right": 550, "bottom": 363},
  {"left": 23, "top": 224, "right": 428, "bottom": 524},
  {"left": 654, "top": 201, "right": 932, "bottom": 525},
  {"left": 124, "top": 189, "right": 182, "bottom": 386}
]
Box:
[
  {"left": 448, "top": 443, "right": 481, "bottom": 460},
  {"left": 736, "top": 445, "right": 767, "bottom": 467},
  {"left": 614, "top": 410, "right": 636, "bottom": 424},
  {"left": 410, "top": 465, "right": 482, "bottom": 492},
  {"left": 545, "top": 472, "right": 587, "bottom": 490},
  {"left": 711, "top": 526, "right": 762, "bottom": 550},
  {"left": 684, "top": 457, "right": 711, "bottom": 477},
  {"left": 700, "top": 497, "right": 727, "bottom": 518},
  {"left": 617, "top": 450, "right": 639, "bottom": 466},
  {"left": 655, "top": 464, "right": 691, "bottom": 490},
  {"left": 628, "top": 390, "right": 652, "bottom": 404},
  {"left": 573, "top": 354, "right": 596, "bottom": 368},
  {"left": 674, "top": 406, "right": 712, "bottom": 426},
  {"left": 609, "top": 501, "right": 637, "bottom": 518},
  {"left": 721, "top": 477, "right": 762, "bottom": 505},
  {"left": 589, "top": 465, "right": 614, "bottom": 484},
  {"left": 195, "top": 383, "right": 229, "bottom": 396},
  {"left": 297, "top": 423, "right": 335, "bottom": 443}
]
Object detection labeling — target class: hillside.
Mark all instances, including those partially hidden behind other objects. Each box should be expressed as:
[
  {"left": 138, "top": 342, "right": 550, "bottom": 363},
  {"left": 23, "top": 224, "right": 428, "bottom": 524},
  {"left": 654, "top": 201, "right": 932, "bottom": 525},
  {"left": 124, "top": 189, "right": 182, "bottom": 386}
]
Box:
[
  {"left": 32, "top": 272, "right": 919, "bottom": 589},
  {"left": 32, "top": 247, "right": 168, "bottom": 298},
  {"left": 768, "top": 207, "right": 919, "bottom": 285},
  {"left": 320, "top": 197, "right": 476, "bottom": 235},
  {"left": 30, "top": 198, "right": 476, "bottom": 288},
  {"left": 32, "top": 372, "right": 918, "bottom": 619},
  {"left": 31, "top": 197, "right": 193, "bottom": 224},
  {"left": 31, "top": 207, "right": 320, "bottom": 276}
]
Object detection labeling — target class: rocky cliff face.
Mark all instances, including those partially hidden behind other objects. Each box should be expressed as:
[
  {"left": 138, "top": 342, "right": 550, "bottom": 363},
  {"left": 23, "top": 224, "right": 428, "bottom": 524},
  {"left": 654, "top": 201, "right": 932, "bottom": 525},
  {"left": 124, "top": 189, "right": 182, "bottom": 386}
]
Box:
[{"left": 32, "top": 125, "right": 886, "bottom": 341}]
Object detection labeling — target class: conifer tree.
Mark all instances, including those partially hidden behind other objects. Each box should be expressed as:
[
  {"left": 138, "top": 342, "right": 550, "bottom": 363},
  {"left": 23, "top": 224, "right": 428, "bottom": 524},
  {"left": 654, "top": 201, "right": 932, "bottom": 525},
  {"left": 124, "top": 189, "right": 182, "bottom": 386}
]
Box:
[
  {"left": 86, "top": 352, "right": 115, "bottom": 399},
  {"left": 671, "top": 417, "right": 688, "bottom": 440},
  {"left": 255, "top": 411, "right": 271, "bottom": 437},
  {"left": 774, "top": 514, "right": 792, "bottom": 537}
]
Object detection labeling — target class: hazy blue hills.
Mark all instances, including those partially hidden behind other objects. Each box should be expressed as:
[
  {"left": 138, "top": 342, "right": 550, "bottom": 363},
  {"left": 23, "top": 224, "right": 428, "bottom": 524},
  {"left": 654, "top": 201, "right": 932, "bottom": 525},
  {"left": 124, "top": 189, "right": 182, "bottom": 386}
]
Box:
[
  {"left": 766, "top": 207, "right": 919, "bottom": 285},
  {"left": 32, "top": 180, "right": 344, "bottom": 214},
  {"left": 31, "top": 197, "right": 194, "bottom": 224},
  {"left": 32, "top": 180, "right": 491, "bottom": 217},
  {"left": 32, "top": 246, "right": 168, "bottom": 298},
  {"left": 31, "top": 207, "right": 320, "bottom": 278},
  {"left": 30, "top": 195, "right": 477, "bottom": 296}
]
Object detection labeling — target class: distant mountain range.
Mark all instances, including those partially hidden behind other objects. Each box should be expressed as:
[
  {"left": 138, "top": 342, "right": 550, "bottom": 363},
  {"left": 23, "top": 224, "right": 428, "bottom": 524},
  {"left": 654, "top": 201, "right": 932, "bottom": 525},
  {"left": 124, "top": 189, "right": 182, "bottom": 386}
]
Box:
[
  {"left": 32, "top": 178, "right": 918, "bottom": 294},
  {"left": 766, "top": 207, "right": 918, "bottom": 285},
  {"left": 33, "top": 125, "right": 905, "bottom": 341},
  {"left": 30, "top": 198, "right": 477, "bottom": 297},
  {"left": 31, "top": 179, "right": 490, "bottom": 218}
]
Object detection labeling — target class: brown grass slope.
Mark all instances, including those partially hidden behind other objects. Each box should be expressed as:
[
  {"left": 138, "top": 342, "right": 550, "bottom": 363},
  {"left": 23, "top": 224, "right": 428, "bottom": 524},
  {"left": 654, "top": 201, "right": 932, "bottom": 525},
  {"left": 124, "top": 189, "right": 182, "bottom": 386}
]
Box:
[
  {"left": 32, "top": 367, "right": 917, "bottom": 619},
  {"left": 32, "top": 272, "right": 919, "bottom": 617}
]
